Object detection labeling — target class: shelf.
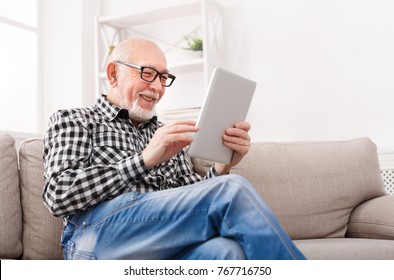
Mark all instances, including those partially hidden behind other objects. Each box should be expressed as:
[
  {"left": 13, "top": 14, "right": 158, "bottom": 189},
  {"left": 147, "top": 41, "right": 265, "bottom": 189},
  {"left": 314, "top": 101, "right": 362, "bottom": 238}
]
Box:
[
  {"left": 169, "top": 58, "right": 204, "bottom": 73},
  {"left": 160, "top": 106, "right": 201, "bottom": 123},
  {"left": 94, "top": 0, "right": 224, "bottom": 109},
  {"left": 99, "top": 0, "right": 201, "bottom": 28}
]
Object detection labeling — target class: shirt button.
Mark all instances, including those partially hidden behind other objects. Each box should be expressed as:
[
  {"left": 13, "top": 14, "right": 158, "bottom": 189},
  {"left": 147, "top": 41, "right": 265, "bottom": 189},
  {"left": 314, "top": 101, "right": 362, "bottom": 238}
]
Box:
[{"left": 82, "top": 221, "right": 87, "bottom": 227}]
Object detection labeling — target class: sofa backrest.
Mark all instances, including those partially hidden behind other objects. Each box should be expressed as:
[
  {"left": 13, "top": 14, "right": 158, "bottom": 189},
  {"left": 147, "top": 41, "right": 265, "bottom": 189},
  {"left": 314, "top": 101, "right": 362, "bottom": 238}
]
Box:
[
  {"left": 0, "top": 132, "right": 23, "bottom": 259},
  {"left": 193, "top": 138, "right": 387, "bottom": 240},
  {"left": 19, "top": 138, "right": 63, "bottom": 259}
]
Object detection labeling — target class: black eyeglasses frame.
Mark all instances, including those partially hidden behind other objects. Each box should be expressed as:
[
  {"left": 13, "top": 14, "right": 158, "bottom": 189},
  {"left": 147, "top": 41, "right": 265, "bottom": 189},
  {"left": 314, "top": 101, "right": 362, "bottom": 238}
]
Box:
[{"left": 115, "top": 60, "right": 176, "bottom": 87}]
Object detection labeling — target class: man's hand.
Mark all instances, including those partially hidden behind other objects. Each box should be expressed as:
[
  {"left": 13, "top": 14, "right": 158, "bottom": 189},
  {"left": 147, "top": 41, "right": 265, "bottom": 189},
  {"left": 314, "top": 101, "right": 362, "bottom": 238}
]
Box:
[
  {"left": 215, "top": 122, "right": 251, "bottom": 175},
  {"left": 142, "top": 120, "right": 199, "bottom": 169}
]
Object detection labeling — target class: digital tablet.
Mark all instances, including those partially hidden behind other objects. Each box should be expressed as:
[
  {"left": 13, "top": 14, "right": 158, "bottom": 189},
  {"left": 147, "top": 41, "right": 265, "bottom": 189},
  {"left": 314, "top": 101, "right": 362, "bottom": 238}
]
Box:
[{"left": 187, "top": 67, "right": 256, "bottom": 164}]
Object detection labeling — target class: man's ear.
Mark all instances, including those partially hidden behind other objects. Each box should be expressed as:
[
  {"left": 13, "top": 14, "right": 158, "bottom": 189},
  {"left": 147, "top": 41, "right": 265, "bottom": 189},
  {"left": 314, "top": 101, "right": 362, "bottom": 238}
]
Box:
[{"left": 106, "top": 62, "right": 118, "bottom": 87}]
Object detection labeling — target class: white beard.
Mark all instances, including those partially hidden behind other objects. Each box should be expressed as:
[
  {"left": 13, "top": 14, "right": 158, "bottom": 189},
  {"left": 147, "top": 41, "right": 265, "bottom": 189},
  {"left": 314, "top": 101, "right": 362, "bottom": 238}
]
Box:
[{"left": 119, "top": 90, "right": 158, "bottom": 123}]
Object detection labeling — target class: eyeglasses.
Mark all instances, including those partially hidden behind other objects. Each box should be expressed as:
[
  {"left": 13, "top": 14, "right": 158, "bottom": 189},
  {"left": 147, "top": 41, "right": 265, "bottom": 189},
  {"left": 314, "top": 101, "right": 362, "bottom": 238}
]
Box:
[{"left": 115, "top": 60, "right": 176, "bottom": 87}]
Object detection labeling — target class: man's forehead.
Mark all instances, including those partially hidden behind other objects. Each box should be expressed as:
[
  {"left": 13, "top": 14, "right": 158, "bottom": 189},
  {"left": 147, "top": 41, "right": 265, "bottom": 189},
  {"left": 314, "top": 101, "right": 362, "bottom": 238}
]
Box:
[
  {"left": 127, "top": 42, "right": 168, "bottom": 71},
  {"left": 134, "top": 58, "right": 168, "bottom": 73}
]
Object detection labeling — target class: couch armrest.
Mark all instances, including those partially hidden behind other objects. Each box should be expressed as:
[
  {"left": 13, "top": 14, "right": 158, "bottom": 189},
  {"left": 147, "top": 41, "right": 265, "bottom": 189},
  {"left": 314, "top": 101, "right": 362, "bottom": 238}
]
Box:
[{"left": 347, "top": 195, "right": 394, "bottom": 240}]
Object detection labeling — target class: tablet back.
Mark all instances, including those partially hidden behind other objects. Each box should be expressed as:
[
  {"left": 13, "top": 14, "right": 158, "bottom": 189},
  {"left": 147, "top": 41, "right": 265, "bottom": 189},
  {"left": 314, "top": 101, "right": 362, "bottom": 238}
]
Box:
[{"left": 188, "top": 68, "right": 256, "bottom": 164}]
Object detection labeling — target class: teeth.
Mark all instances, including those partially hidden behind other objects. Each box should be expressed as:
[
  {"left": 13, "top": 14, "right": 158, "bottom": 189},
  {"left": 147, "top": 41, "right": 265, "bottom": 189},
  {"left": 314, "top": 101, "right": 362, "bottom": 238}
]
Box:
[{"left": 141, "top": 95, "right": 154, "bottom": 102}]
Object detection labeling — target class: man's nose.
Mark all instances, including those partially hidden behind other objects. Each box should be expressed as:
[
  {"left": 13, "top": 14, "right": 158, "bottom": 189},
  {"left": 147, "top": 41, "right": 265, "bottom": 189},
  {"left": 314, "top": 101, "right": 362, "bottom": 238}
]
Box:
[{"left": 149, "top": 76, "right": 163, "bottom": 92}]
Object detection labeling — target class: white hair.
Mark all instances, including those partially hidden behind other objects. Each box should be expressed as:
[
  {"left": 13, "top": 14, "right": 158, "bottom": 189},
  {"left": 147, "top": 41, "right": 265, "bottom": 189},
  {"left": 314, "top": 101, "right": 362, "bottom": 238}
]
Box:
[{"left": 118, "top": 90, "right": 158, "bottom": 122}]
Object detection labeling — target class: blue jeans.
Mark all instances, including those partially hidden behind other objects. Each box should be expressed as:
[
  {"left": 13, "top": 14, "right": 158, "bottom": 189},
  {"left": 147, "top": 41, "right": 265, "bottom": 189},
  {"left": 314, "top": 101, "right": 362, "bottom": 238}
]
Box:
[{"left": 61, "top": 174, "right": 305, "bottom": 260}]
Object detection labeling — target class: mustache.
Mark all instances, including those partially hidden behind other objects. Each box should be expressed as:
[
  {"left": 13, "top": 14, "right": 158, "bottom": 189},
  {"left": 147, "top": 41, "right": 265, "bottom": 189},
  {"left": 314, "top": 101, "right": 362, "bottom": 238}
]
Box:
[{"left": 138, "top": 90, "right": 159, "bottom": 100}]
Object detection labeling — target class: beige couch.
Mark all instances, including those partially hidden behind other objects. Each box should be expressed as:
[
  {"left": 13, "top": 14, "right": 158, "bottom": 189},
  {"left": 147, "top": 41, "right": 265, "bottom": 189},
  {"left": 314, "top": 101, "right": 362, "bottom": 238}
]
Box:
[{"left": 1, "top": 132, "right": 393, "bottom": 259}]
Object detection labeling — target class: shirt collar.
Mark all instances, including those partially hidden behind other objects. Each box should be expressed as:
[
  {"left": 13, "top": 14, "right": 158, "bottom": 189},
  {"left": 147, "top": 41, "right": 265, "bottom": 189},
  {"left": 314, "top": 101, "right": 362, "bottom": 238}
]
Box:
[
  {"left": 95, "top": 95, "right": 125, "bottom": 121},
  {"left": 95, "top": 95, "right": 158, "bottom": 125}
]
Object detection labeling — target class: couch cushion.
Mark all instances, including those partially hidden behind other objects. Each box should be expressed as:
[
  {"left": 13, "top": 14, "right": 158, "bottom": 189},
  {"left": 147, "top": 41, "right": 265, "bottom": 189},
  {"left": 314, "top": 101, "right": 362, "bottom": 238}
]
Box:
[
  {"left": 229, "top": 138, "right": 386, "bottom": 240},
  {"left": 191, "top": 158, "right": 214, "bottom": 177},
  {"left": 19, "top": 138, "right": 63, "bottom": 259},
  {"left": 0, "top": 132, "right": 23, "bottom": 258},
  {"left": 295, "top": 238, "right": 394, "bottom": 260},
  {"left": 347, "top": 195, "right": 394, "bottom": 239}
]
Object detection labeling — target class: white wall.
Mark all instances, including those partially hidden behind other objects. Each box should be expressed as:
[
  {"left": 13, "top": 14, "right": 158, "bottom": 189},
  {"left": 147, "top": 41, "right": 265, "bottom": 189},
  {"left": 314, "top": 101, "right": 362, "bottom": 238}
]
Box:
[
  {"left": 43, "top": 0, "right": 394, "bottom": 150},
  {"left": 219, "top": 0, "right": 394, "bottom": 150},
  {"left": 40, "top": 0, "right": 99, "bottom": 131}
]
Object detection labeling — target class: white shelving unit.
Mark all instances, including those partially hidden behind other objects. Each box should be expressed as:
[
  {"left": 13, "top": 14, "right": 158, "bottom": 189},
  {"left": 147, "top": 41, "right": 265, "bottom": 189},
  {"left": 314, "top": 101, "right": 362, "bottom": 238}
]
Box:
[{"left": 94, "top": 0, "right": 225, "bottom": 121}]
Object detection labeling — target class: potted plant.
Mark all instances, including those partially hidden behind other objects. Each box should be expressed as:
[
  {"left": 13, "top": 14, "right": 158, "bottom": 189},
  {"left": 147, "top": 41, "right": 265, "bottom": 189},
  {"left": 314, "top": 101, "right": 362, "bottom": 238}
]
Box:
[
  {"left": 183, "top": 36, "right": 203, "bottom": 57},
  {"left": 108, "top": 44, "right": 116, "bottom": 56}
]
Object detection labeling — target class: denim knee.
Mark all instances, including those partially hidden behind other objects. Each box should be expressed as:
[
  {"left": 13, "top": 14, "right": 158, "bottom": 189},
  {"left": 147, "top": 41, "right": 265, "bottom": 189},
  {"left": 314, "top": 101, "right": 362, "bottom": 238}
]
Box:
[
  {"left": 175, "top": 237, "right": 246, "bottom": 260},
  {"left": 213, "top": 237, "right": 246, "bottom": 260},
  {"left": 225, "top": 174, "right": 253, "bottom": 188},
  {"left": 215, "top": 174, "right": 257, "bottom": 199}
]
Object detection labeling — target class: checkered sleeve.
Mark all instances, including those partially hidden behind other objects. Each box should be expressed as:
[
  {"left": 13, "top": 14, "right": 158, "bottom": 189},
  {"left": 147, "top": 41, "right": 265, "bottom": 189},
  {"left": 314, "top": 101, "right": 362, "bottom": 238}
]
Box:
[{"left": 42, "top": 111, "right": 149, "bottom": 217}]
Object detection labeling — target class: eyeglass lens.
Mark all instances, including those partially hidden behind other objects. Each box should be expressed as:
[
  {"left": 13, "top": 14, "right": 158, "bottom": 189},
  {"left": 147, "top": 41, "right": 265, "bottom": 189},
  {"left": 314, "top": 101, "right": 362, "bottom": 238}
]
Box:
[{"left": 141, "top": 67, "right": 174, "bottom": 87}]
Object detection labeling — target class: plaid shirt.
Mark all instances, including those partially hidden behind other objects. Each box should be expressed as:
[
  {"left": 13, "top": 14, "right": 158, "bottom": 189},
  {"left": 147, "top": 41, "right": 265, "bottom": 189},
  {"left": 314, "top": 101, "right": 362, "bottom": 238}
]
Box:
[{"left": 43, "top": 96, "right": 218, "bottom": 217}]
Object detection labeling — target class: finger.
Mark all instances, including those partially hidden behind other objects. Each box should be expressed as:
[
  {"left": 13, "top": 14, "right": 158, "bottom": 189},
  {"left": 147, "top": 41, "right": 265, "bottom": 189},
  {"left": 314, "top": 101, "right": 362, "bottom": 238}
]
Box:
[
  {"left": 223, "top": 134, "right": 250, "bottom": 147},
  {"left": 163, "top": 133, "right": 195, "bottom": 145},
  {"left": 223, "top": 140, "right": 250, "bottom": 155},
  {"left": 168, "top": 120, "right": 197, "bottom": 126},
  {"left": 223, "top": 137, "right": 250, "bottom": 148},
  {"left": 161, "top": 123, "right": 199, "bottom": 134},
  {"left": 225, "top": 128, "right": 251, "bottom": 142},
  {"left": 234, "top": 121, "right": 251, "bottom": 132}
]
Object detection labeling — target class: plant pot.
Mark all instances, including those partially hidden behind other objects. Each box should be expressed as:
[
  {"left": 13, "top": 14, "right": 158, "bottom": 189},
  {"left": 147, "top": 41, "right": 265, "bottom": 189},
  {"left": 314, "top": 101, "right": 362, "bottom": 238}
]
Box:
[{"left": 188, "top": 50, "right": 203, "bottom": 59}]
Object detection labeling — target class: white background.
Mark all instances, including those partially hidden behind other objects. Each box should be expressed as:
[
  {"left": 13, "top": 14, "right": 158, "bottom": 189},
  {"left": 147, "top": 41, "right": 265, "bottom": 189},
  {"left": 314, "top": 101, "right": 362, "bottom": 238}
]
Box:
[
  {"left": 2, "top": 260, "right": 393, "bottom": 279},
  {"left": 38, "top": 0, "right": 394, "bottom": 149}
]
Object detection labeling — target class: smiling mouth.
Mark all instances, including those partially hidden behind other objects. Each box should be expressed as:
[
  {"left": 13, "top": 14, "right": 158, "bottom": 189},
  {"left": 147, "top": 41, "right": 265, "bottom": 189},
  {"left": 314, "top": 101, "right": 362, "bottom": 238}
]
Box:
[{"left": 140, "top": 94, "right": 156, "bottom": 102}]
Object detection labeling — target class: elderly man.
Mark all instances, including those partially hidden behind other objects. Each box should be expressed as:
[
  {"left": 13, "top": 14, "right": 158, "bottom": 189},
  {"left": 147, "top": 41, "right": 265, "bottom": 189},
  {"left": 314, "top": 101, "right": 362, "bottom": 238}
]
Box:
[{"left": 43, "top": 38, "right": 305, "bottom": 260}]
